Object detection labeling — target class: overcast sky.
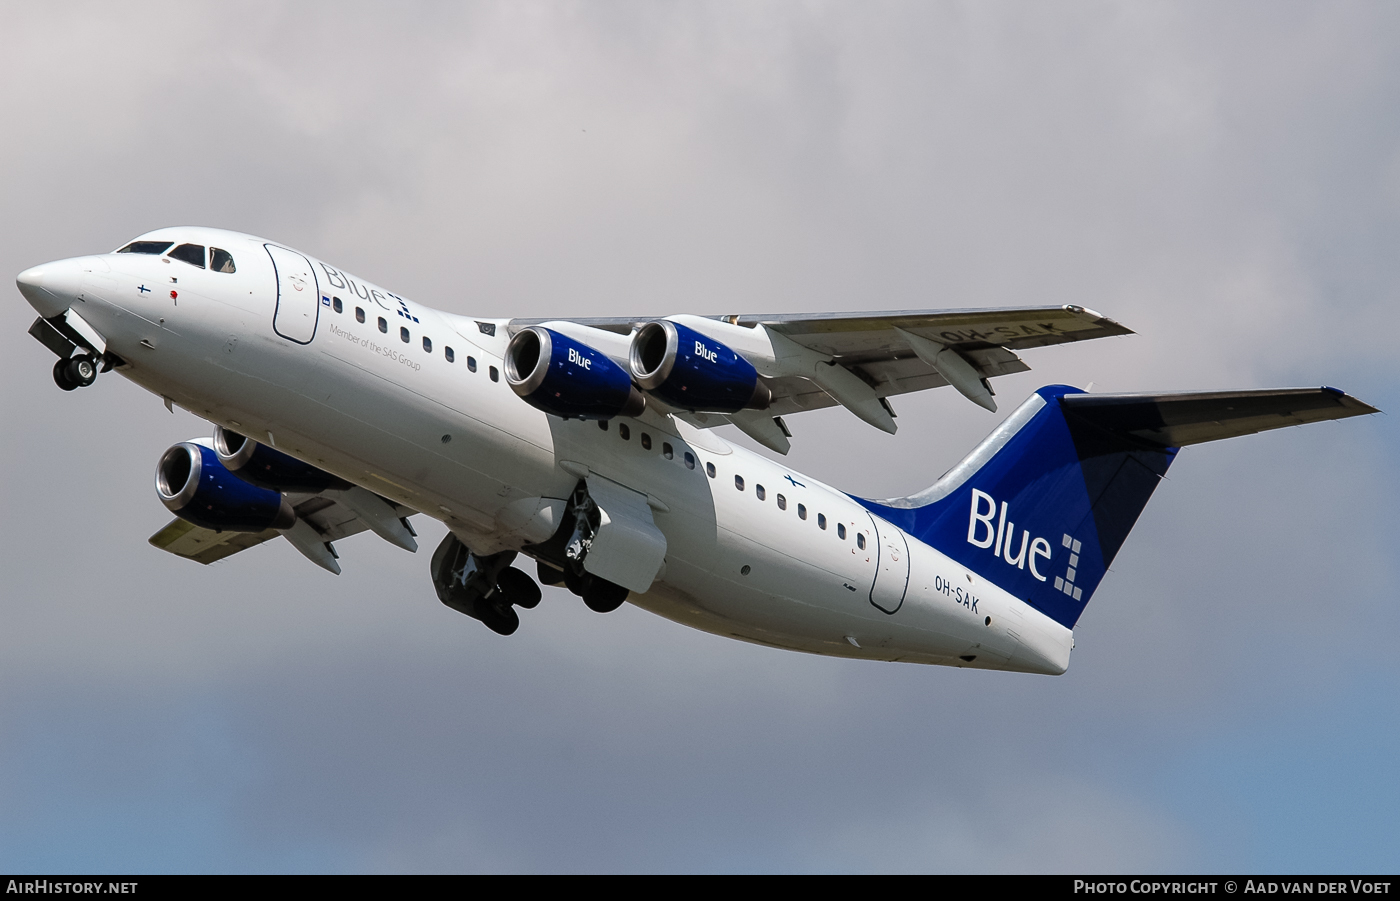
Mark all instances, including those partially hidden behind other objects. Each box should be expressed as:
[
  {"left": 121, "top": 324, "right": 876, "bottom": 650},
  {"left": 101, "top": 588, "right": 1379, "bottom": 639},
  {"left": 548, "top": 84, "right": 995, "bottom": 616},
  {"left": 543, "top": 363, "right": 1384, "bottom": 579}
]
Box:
[{"left": 2, "top": 1, "right": 1397, "bottom": 873}]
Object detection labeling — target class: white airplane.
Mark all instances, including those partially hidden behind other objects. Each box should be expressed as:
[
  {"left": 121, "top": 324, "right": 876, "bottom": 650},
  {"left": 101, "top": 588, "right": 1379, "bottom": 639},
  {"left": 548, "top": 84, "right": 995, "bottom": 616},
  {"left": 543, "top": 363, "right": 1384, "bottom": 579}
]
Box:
[{"left": 17, "top": 227, "right": 1377, "bottom": 674}]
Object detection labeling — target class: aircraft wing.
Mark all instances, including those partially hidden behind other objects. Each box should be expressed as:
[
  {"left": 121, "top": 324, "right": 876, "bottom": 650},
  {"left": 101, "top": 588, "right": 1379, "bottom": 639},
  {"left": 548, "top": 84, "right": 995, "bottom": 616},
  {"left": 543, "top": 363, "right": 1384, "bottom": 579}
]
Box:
[
  {"left": 516, "top": 305, "right": 1127, "bottom": 351},
  {"left": 149, "top": 491, "right": 415, "bottom": 572},
  {"left": 512, "top": 306, "right": 1131, "bottom": 450}
]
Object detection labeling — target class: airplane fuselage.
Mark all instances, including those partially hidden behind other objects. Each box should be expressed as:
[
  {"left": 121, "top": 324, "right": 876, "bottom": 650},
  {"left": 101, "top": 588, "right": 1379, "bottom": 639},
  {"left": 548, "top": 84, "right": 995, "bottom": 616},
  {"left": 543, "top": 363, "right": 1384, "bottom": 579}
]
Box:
[{"left": 20, "top": 228, "right": 1075, "bottom": 673}]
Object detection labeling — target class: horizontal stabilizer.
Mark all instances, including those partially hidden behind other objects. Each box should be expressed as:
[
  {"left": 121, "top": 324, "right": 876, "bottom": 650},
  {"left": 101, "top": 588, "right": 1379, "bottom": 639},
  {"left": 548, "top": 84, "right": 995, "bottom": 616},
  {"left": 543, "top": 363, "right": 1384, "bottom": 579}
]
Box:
[
  {"left": 860, "top": 384, "right": 1377, "bottom": 631},
  {"left": 1060, "top": 388, "right": 1379, "bottom": 448}
]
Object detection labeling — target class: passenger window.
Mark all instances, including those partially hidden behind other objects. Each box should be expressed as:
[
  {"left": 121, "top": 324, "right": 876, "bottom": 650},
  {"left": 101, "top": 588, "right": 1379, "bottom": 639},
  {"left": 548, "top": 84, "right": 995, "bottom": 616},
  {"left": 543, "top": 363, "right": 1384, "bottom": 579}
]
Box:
[
  {"left": 798, "top": 504, "right": 807, "bottom": 520},
  {"left": 445, "top": 346, "right": 454, "bottom": 362},
  {"left": 685, "top": 452, "right": 696, "bottom": 470},
  {"left": 168, "top": 244, "right": 205, "bottom": 268},
  {"left": 422, "top": 336, "right": 432, "bottom": 353},
  {"left": 467, "top": 357, "right": 477, "bottom": 372},
  {"left": 756, "top": 484, "right": 766, "bottom": 501},
  {"left": 117, "top": 241, "right": 173, "bottom": 255},
  {"left": 356, "top": 307, "right": 365, "bottom": 324},
  {"left": 706, "top": 462, "right": 715, "bottom": 478},
  {"left": 838, "top": 523, "right": 847, "bottom": 540},
  {"left": 777, "top": 494, "right": 786, "bottom": 510},
  {"left": 640, "top": 433, "right": 651, "bottom": 450},
  {"left": 735, "top": 475, "right": 745, "bottom": 491},
  {"left": 378, "top": 317, "right": 388, "bottom": 333},
  {"left": 400, "top": 326, "right": 410, "bottom": 343},
  {"left": 662, "top": 442, "right": 673, "bottom": 460},
  {"left": 489, "top": 366, "right": 499, "bottom": 382},
  {"left": 618, "top": 424, "right": 630, "bottom": 440},
  {"left": 818, "top": 514, "right": 827, "bottom": 530},
  {"left": 857, "top": 533, "right": 866, "bottom": 550},
  {"left": 332, "top": 297, "right": 343, "bottom": 313},
  {"left": 210, "top": 248, "right": 236, "bottom": 273}
]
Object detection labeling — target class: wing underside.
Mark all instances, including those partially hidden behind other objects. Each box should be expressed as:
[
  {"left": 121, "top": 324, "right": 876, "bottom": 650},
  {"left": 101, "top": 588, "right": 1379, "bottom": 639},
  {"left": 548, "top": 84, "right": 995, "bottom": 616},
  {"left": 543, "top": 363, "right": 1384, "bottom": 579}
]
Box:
[{"left": 148, "top": 492, "right": 412, "bottom": 567}]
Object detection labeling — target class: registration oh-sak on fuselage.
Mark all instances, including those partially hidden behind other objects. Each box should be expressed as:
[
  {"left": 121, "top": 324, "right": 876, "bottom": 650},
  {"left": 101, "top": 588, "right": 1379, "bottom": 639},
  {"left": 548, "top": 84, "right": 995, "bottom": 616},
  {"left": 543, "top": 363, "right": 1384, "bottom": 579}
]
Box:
[{"left": 16, "top": 227, "right": 1378, "bottom": 674}]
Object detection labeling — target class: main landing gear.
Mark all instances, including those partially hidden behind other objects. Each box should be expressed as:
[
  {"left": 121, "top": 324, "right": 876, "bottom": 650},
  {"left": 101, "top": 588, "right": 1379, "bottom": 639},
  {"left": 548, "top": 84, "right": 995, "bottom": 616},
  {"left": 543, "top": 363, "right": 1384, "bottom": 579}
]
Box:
[
  {"left": 532, "top": 559, "right": 627, "bottom": 612},
  {"left": 541, "top": 483, "right": 630, "bottom": 614},
  {"left": 430, "top": 482, "right": 633, "bottom": 636},
  {"left": 430, "top": 534, "right": 542, "bottom": 636},
  {"left": 52, "top": 354, "right": 98, "bottom": 391},
  {"left": 568, "top": 565, "right": 629, "bottom": 613}
]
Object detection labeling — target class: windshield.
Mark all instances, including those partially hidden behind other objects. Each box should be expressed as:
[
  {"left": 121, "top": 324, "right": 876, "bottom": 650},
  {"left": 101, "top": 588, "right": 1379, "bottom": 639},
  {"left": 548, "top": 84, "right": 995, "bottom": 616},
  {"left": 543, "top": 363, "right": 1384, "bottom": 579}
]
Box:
[
  {"left": 117, "top": 241, "right": 173, "bottom": 255},
  {"left": 167, "top": 244, "right": 206, "bottom": 268},
  {"left": 210, "top": 247, "right": 236, "bottom": 273}
]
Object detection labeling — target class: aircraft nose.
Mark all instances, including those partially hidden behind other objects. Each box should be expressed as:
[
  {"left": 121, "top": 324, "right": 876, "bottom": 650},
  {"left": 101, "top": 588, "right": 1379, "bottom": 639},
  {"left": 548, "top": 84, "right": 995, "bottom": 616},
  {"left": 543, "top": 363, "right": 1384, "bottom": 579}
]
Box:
[{"left": 17, "top": 259, "right": 79, "bottom": 318}]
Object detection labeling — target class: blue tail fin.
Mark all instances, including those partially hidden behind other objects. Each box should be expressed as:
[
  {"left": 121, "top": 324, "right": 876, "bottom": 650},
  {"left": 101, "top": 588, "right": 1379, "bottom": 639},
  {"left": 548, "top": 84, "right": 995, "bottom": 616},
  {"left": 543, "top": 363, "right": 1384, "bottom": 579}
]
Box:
[
  {"left": 858, "top": 384, "right": 1376, "bottom": 629},
  {"left": 859, "top": 386, "right": 1170, "bottom": 628}
]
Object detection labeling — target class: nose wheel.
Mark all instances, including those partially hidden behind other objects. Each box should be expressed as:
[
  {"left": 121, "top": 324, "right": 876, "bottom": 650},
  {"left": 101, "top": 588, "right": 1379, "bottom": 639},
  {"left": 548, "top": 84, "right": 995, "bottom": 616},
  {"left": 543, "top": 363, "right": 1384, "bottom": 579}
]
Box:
[{"left": 53, "top": 355, "right": 98, "bottom": 391}]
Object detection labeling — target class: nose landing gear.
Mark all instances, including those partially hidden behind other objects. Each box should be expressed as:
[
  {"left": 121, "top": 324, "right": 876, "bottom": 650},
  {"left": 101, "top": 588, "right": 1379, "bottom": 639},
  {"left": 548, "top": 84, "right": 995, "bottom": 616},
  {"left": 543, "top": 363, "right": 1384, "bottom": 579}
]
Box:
[{"left": 52, "top": 355, "right": 98, "bottom": 391}]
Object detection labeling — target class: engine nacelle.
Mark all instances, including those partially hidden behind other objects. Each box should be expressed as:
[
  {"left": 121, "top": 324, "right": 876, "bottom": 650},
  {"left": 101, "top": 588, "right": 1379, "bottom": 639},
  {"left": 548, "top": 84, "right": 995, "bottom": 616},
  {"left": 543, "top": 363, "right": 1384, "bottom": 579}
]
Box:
[
  {"left": 212, "top": 426, "right": 340, "bottom": 492},
  {"left": 155, "top": 442, "right": 296, "bottom": 533},
  {"left": 629, "top": 319, "right": 771, "bottom": 413},
  {"left": 504, "top": 326, "right": 646, "bottom": 420}
]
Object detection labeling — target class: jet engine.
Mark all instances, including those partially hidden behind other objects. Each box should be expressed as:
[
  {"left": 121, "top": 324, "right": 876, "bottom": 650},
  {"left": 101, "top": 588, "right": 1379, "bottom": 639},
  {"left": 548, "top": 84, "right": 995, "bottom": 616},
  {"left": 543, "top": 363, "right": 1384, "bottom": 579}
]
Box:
[
  {"left": 629, "top": 319, "right": 771, "bottom": 413},
  {"left": 212, "top": 426, "right": 341, "bottom": 492},
  {"left": 155, "top": 442, "right": 296, "bottom": 533},
  {"left": 504, "top": 326, "right": 646, "bottom": 420}
]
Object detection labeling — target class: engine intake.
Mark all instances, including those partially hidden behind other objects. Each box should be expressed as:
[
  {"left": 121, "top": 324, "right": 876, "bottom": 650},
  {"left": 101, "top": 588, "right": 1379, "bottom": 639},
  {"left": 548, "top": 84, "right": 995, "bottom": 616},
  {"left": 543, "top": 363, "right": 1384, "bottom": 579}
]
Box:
[
  {"left": 629, "top": 320, "right": 770, "bottom": 413},
  {"left": 156, "top": 442, "right": 296, "bottom": 533},
  {"left": 213, "top": 426, "right": 340, "bottom": 492},
  {"left": 505, "top": 326, "right": 646, "bottom": 420}
]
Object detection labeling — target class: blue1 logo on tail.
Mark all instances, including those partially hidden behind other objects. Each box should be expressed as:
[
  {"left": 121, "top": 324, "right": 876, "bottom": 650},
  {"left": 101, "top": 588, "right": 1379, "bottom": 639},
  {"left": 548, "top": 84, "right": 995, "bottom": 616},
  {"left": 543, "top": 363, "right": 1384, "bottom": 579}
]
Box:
[{"left": 966, "top": 488, "right": 1055, "bottom": 582}]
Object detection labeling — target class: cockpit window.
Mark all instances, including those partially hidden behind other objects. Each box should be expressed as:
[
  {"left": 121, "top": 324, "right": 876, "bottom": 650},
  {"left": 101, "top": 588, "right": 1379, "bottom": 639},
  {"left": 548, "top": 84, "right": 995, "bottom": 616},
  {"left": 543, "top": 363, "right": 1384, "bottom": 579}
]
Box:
[
  {"left": 117, "top": 241, "right": 173, "bottom": 255},
  {"left": 168, "top": 244, "right": 206, "bottom": 268},
  {"left": 210, "top": 248, "right": 236, "bottom": 273}
]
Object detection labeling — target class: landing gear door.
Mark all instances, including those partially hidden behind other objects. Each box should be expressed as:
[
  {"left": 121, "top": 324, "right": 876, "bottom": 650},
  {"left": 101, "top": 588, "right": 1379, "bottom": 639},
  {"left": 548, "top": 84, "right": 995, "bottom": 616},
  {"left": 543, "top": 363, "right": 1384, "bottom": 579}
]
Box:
[
  {"left": 584, "top": 476, "right": 667, "bottom": 594},
  {"left": 868, "top": 514, "right": 910, "bottom": 614},
  {"left": 266, "top": 244, "right": 321, "bottom": 344}
]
